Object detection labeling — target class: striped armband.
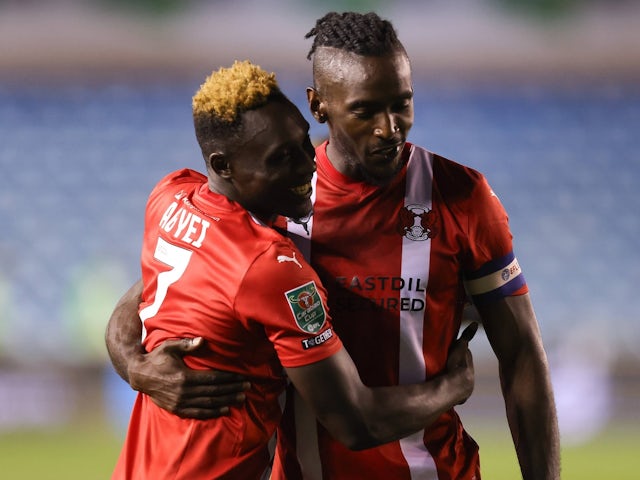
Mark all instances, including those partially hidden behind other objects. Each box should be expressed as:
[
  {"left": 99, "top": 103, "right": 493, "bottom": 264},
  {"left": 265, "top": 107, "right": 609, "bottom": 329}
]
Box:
[{"left": 463, "top": 252, "right": 527, "bottom": 304}]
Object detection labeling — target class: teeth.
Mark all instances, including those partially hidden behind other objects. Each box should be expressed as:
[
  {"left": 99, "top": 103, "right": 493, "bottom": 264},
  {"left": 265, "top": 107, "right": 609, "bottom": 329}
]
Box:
[
  {"left": 376, "top": 145, "right": 401, "bottom": 156},
  {"left": 290, "top": 183, "right": 311, "bottom": 196}
]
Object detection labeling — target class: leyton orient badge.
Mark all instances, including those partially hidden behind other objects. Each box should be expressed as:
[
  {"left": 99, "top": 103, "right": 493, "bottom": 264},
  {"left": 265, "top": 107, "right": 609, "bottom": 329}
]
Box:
[
  {"left": 285, "top": 281, "right": 327, "bottom": 333},
  {"left": 397, "top": 204, "right": 438, "bottom": 241}
]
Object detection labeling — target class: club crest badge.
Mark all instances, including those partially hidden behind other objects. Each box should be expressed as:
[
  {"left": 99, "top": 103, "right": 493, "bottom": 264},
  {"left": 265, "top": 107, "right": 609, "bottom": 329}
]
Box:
[
  {"left": 397, "top": 204, "right": 438, "bottom": 241},
  {"left": 285, "top": 281, "right": 327, "bottom": 333}
]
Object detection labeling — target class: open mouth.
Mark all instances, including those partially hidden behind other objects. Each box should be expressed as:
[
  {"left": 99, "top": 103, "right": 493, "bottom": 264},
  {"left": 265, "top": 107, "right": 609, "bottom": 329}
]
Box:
[
  {"left": 371, "top": 143, "right": 403, "bottom": 159},
  {"left": 290, "top": 182, "right": 312, "bottom": 198}
]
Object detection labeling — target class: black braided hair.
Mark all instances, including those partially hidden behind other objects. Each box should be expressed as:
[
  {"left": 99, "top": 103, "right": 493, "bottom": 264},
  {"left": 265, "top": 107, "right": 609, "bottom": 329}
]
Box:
[{"left": 305, "top": 11, "right": 403, "bottom": 59}]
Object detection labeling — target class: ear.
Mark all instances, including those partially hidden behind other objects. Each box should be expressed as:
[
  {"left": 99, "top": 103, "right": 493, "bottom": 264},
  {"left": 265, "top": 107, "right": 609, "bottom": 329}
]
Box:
[
  {"left": 208, "top": 152, "right": 232, "bottom": 179},
  {"left": 307, "top": 87, "right": 327, "bottom": 124}
]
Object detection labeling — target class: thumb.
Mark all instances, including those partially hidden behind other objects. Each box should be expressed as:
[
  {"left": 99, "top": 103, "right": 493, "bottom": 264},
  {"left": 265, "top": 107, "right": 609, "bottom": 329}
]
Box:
[
  {"left": 160, "top": 337, "right": 205, "bottom": 356},
  {"left": 459, "top": 322, "right": 478, "bottom": 343}
]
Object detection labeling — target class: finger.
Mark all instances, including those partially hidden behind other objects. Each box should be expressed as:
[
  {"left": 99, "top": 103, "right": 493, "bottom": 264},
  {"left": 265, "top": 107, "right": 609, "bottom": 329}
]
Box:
[
  {"left": 172, "top": 406, "right": 233, "bottom": 420},
  {"left": 183, "top": 370, "right": 250, "bottom": 387},
  {"left": 180, "top": 382, "right": 251, "bottom": 398},
  {"left": 158, "top": 337, "right": 205, "bottom": 356},
  {"left": 459, "top": 322, "right": 478, "bottom": 342},
  {"left": 178, "top": 392, "right": 248, "bottom": 410}
]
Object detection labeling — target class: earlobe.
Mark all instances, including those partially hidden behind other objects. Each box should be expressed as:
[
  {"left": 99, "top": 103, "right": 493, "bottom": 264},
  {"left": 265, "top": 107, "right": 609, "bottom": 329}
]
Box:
[
  {"left": 209, "top": 152, "right": 231, "bottom": 178},
  {"left": 307, "top": 87, "right": 327, "bottom": 124}
]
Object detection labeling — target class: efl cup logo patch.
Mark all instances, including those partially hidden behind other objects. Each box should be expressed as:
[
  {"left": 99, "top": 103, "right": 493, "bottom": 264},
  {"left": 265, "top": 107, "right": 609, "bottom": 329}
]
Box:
[
  {"left": 285, "top": 281, "right": 327, "bottom": 333},
  {"left": 397, "top": 204, "right": 438, "bottom": 241}
]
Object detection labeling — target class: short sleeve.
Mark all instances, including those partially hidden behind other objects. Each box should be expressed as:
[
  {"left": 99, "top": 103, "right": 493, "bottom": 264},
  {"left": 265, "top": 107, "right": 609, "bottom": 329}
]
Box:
[
  {"left": 235, "top": 241, "right": 343, "bottom": 368},
  {"left": 462, "top": 174, "right": 528, "bottom": 304}
]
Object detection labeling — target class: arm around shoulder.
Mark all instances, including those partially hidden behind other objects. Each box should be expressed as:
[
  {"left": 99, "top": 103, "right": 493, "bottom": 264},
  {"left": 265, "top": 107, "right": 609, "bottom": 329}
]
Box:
[{"left": 105, "top": 279, "right": 249, "bottom": 419}]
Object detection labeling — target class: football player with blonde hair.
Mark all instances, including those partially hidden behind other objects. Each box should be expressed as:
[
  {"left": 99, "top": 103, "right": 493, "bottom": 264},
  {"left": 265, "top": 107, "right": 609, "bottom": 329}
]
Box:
[{"left": 111, "top": 60, "right": 476, "bottom": 479}]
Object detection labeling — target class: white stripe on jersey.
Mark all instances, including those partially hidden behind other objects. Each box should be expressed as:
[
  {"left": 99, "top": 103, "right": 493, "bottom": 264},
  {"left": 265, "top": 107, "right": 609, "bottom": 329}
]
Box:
[
  {"left": 398, "top": 146, "right": 439, "bottom": 479},
  {"left": 285, "top": 152, "right": 440, "bottom": 478},
  {"left": 286, "top": 172, "right": 317, "bottom": 259}
]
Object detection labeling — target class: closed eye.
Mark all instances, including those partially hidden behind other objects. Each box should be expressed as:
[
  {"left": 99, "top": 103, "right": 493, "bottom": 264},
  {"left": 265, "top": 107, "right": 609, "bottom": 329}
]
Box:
[
  {"left": 352, "top": 108, "right": 375, "bottom": 120},
  {"left": 392, "top": 98, "right": 412, "bottom": 112}
]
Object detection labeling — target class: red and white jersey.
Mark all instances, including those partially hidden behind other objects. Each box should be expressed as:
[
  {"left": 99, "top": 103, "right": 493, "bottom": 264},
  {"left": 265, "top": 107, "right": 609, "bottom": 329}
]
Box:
[
  {"left": 112, "top": 169, "right": 342, "bottom": 480},
  {"left": 273, "top": 142, "right": 527, "bottom": 480}
]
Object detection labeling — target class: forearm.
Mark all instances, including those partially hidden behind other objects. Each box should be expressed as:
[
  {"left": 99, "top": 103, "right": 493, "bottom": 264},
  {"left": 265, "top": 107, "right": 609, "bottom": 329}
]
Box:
[
  {"left": 500, "top": 349, "right": 560, "bottom": 480},
  {"left": 352, "top": 324, "right": 476, "bottom": 448},
  {"left": 356, "top": 374, "right": 466, "bottom": 448},
  {"left": 105, "top": 281, "right": 145, "bottom": 384},
  {"left": 313, "top": 377, "right": 454, "bottom": 450},
  {"left": 289, "top": 348, "right": 471, "bottom": 451},
  {"left": 477, "top": 294, "right": 560, "bottom": 478}
]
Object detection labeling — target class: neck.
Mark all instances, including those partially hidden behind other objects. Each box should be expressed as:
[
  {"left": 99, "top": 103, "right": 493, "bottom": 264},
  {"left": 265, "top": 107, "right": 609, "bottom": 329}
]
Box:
[
  {"left": 250, "top": 212, "right": 277, "bottom": 226},
  {"left": 325, "top": 140, "right": 362, "bottom": 181},
  {"left": 208, "top": 179, "right": 275, "bottom": 225}
]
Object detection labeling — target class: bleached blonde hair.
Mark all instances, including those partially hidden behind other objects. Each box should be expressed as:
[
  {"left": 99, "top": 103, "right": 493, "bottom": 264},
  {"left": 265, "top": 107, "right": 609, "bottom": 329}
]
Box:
[
  {"left": 192, "top": 60, "right": 284, "bottom": 159},
  {"left": 193, "top": 60, "right": 279, "bottom": 123}
]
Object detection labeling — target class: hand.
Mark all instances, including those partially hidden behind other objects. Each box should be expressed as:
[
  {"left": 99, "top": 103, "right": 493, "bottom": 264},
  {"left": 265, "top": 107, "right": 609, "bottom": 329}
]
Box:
[
  {"left": 128, "top": 337, "right": 250, "bottom": 419},
  {"left": 446, "top": 322, "right": 477, "bottom": 405}
]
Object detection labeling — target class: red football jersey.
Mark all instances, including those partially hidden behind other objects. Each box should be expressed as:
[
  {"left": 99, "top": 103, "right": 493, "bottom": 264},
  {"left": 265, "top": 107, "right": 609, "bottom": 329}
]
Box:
[
  {"left": 112, "top": 169, "right": 342, "bottom": 480},
  {"left": 273, "top": 142, "right": 527, "bottom": 480}
]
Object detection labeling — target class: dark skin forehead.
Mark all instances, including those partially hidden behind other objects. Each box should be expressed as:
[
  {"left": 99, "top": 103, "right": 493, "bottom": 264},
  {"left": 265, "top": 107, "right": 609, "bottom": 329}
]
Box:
[
  {"left": 234, "top": 99, "right": 310, "bottom": 163},
  {"left": 222, "top": 98, "right": 306, "bottom": 156},
  {"left": 313, "top": 47, "right": 413, "bottom": 103}
]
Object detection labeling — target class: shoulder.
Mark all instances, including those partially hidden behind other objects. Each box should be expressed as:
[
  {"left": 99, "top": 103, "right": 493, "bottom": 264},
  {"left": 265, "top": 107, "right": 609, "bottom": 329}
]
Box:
[
  {"left": 409, "top": 144, "right": 488, "bottom": 199},
  {"left": 149, "top": 168, "right": 206, "bottom": 200},
  {"left": 249, "top": 235, "right": 310, "bottom": 278},
  {"left": 157, "top": 168, "right": 206, "bottom": 189},
  {"left": 407, "top": 143, "right": 483, "bottom": 181},
  {"left": 243, "top": 236, "right": 321, "bottom": 293}
]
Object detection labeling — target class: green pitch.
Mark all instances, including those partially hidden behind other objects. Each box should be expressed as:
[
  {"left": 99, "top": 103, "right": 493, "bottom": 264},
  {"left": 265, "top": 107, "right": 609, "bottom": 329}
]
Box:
[
  {"left": 0, "top": 422, "right": 637, "bottom": 479},
  {"left": 0, "top": 424, "right": 123, "bottom": 479},
  {"left": 473, "top": 423, "right": 639, "bottom": 479}
]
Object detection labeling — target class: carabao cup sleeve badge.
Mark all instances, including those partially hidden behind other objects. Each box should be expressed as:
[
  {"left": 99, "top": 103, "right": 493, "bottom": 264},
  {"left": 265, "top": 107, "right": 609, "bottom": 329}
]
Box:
[{"left": 284, "top": 281, "right": 327, "bottom": 333}]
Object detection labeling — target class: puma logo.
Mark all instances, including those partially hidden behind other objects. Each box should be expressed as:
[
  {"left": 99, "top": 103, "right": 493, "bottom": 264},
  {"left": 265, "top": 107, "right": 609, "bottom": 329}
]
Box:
[{"left": 277, "top": 252, "right": 302, "bottom": 269}]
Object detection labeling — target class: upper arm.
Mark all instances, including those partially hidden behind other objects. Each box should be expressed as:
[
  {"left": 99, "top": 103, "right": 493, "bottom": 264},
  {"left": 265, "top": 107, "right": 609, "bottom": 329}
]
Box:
[
  {"left": 119, "top": 279, "right": 144, "bottom": 312},
  {"left": 475, "top": 293, "right": 546, "bottom": 370},
  {"left": 459, "top": 171, "right": 537, "bottom": 361},
  {"left": 107, "top": 279, "right": 144, "bottom": 335},
  {"left": 105, "top": 279, "right": 145, "bottom": 381},
  {"left": 236, "top": 241, "right": 342, "bottom": 367},
  {"left": 106, "top": 280, "right": 142, "bottom": 353}
]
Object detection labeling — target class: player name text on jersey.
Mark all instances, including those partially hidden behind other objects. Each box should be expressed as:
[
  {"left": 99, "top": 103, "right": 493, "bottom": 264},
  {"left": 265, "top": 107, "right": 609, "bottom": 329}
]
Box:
[{"left": 158, "top": 201, "right": 211, "bottom": 248}]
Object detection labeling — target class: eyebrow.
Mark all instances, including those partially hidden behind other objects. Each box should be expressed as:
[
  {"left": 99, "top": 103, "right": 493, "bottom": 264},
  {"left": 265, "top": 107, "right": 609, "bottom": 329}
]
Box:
[
  {"left": 348, "top": 92, "right": 413, "bottom": 110},
  {"left": 268, "top": 126, "right": 311, "bottom": 156}
]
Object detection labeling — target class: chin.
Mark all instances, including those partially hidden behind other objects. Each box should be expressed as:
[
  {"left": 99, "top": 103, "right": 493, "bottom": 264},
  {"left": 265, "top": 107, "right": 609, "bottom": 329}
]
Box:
[
  {"left": 363, "top": 159, "right": 405, "bottom": 186},
  {"left": 287, "top": 205, "right": 313, "bottom": 223},
  {"left": 360, "top": 168, "right": 400, "bottom": 187}
]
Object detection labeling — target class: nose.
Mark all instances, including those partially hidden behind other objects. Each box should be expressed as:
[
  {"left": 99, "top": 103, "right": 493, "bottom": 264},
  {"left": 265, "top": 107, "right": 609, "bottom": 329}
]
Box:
[
  {"left": 296, "top": 148, "right": 316, "bottom": 177},
  {"left": 373, "top": 114, "right": 400, "bottom": 139}
]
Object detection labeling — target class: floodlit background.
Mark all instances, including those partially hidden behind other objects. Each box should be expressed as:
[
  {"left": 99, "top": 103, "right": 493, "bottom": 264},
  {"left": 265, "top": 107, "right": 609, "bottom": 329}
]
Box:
[{"left": 0, "top": 0, "right": 638, "bottom": 478}]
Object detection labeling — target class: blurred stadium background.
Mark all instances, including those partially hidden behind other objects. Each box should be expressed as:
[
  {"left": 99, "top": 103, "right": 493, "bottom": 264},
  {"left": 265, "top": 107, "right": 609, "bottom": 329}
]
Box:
[{"left": 0, "top": 0, "right": 638, "bottom": 478}]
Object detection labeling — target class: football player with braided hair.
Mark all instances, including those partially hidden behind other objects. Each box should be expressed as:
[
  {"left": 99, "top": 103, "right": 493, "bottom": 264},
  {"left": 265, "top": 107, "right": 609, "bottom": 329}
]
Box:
[
  {"left": 111, "top": 60, "right": 477, "bottom": 480},
  {"left": 272, "top": 11, "right": 559, "bottom": 480},
  {"left": 107, "top": 10, "right": 560, "bottom": 480},
  {"left": 304, "top": 11, "right": 403, "bottom": 58}
]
